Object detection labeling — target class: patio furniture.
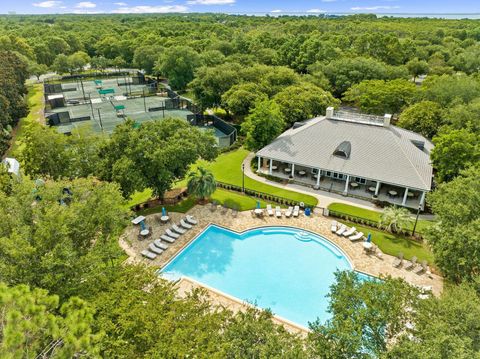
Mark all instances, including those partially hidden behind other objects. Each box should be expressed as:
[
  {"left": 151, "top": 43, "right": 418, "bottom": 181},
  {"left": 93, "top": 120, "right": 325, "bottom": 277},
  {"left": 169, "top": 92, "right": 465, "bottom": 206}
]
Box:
[
  {"left": 368, "top": 186, "right": 376, "bottom": 193},
  {"left": 350, "top": 182, "right": 359, "bottom": 189},
  {"left": 221, "top": 204, "right": 228, "bottom": 214},
  {"left": 407, "top": 192, "right": 415, "bottom": 198},
  {"left": 285, "top": 206, "right": 293, "bottom": 217},
  {"left": 343, "top": 226, "right": 357, "bottom": 237},
  {"left": 131, "top": 215, "right": 146, "bottom": 225},
  {"left": 141, "top": 250, "right": 156, "bottom": 260},
  {"left": 349, "top": 232, "right": 364, "bottom": 241},
  {"left": 140, "top": 229, "right": 150, "bottom": 237},
  {"left": 210, "top": 201, "right": 218, "bottom": 212},
  {"left": 275, "top": 206, "right": 282, "bottom": 218},
  {"left": 165, "top": 229, "right": 180, "bottom": 239},
  {"left": 393, "top": 253, "right": 404, "bottom": 267},
  {"left": 266, "top": 204, "right": 274, "bottom": 216},
  {"left": 254, "top": 208, "right": 263, "bottom": 216},
  {"left": 414, "top": 260, "right": 428, "bottom": 274},
  {"left": 404, "top": 256, "right": 417, "bottom": 270},
  {"left": 284, "top": 168, "right": 292, "bottom": 174},
  {"left": 161, "top": 234, "right": 176, "bottom": 243},
  {"left": 293, "top": 205, "right": 300, "bottom": 217},
  {"left": 172, "top": 224, "right": 186, "bottom": 234},
  {"left": 298, "top": 170, "right": 306, "bottom": 176},
  {"left": 271, "top": 165, "right": 278, "bottom": 171},
  {"left": 363, "top": 241, "right": 373, "bottom": 252},
  {"left": 160, "top": 215, "right": 170, "bottom": 223},
  {"left": 180, "top": 219, "right": 192, "bottom": 230},
  {"left": 148, "top": 243, "right": 163, "bottom": 255},
  {"left": 154, "top": 239, "right": 168, "bottom": 250},
  {"left": 185, "top": 215, "right": 198, "bottom": 225},
  {"left": 388, "top": 190, "right": 398, "bottom": 197},
  {"left": 331, "top": 220, "right": 338, "bottom": 232},
  {"left": 336, "top": 224, "right": 347, "bottom": 236}
]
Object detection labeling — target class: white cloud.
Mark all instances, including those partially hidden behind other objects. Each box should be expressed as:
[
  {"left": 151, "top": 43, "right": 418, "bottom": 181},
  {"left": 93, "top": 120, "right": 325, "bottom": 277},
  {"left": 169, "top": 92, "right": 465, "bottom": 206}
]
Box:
[
  {"left": 76, "top": 1, "right": 96, "bottom": 8},
  {"left": 270, "top": 9, "right": 282, "bottom": 13},
  {"left": 307, "top": 8, "right": 326, "bottom": 13},
  {"left": 73, "top": 9, "right": 101, "bottom": 13},
  {"left": 113, "top": 2, "right": 127, "bottom": 5},
  {"left": 351, "top": 5, "right": 400, "bottom": 11},
  {"left": 187, "top": 0, "right": 235, "bottom": 5},
  {"left": 32, "top": 1, "right": 62, "bottom": 7},
  {"left": 112, "top": 5, "right": 188, "bottom": 13}
]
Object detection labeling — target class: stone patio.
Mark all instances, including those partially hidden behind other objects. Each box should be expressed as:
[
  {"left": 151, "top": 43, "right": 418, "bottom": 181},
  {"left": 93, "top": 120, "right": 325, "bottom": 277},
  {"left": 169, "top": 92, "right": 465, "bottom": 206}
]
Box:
[{"left": 120, "top": 204, "right": 443, "bottom": 333}]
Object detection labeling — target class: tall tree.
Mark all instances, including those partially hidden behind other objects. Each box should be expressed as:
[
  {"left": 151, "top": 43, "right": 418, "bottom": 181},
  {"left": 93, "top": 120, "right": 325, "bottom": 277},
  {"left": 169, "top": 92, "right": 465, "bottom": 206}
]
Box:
[
  {"left": 406, "top": 58, "right": 429, "bottom": 81},
  {"left": 380, "top": 206, "right": 414, "bottom": 234},
  {"left": 155, "top": 46, "right": 200, "bottom": 90},
  {"left": 241, "top": 99, "right": 285, "bottom": 151},
  {"left": 187, "top": 167, "right": 216, "bottom": 202},
  {"left": 398, "top": 100, "right": 444, "bottom": 138}
]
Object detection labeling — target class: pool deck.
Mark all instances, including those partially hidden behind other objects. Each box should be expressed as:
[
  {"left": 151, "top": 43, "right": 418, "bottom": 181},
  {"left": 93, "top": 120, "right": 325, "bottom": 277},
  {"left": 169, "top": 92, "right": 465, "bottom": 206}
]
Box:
[{"left": 120, "top": 204, "right": 443, "bottom": 333}]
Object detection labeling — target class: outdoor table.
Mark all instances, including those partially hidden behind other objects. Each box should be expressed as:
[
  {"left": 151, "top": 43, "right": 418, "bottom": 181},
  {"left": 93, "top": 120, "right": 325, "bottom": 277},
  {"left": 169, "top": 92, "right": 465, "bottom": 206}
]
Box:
[
  {"left": 254, "top": 208, "right": 263, "bottom": 215},
  {"left": 407, "top": 192, "right": 414, "bottom": 198},
  {"left": 140, "top": 229, "right": 150, "bottom": 237},
  {"left": 298, "top": 170, "right": 306, "bottom": 176},
  {"left": 131, "top": 215, "right": 146, "bottom": 225},
  {"left": 284, "top": 168, "right": 292, "bottom": 174},
  {"left": 350, "top": 182, "right": 359, "bottom": 188},
  {"left": 160, "top": 216, "right": 170, "bottom": 223},
  {"left": 368, "top": 186, "right": 376, "bottom": 193},
  {"left": 271, "top": 165, "right": 278, "bottom": 171},
  {"left": 388, "top": 190, "right": 398, "bottom": 197},
  {"left": 363, "top": 242, "right": 373, "bottom": 251}
]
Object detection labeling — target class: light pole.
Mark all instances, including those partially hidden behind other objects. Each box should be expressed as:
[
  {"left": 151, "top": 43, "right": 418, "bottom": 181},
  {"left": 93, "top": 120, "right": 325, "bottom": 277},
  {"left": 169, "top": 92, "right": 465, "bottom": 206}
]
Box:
[
  {"left": 242, "top": 163, "right": 245, "bottom": 193},
  {"left": 412, "top": 204, "right": 422, "bottom": 237}
]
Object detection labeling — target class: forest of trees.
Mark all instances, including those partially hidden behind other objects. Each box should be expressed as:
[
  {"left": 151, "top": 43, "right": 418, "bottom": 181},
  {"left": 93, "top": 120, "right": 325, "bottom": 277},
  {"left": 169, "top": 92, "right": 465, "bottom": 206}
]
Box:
[{"left": 1, "top": 13, "right": 480, "bottom": 357}]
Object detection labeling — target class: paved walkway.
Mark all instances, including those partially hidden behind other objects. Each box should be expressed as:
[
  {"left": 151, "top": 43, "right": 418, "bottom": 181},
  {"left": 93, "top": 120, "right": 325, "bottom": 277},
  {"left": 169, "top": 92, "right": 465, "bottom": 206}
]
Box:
[{"left": 242, "top": 152, "right": 436, "bottom": 220}]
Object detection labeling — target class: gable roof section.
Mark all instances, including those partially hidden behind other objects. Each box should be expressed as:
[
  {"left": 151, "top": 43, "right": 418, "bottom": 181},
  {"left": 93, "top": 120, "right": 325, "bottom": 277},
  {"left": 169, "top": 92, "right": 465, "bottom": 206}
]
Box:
[{"left": 256, "top": 116, "right": 433, "bottom": 191}]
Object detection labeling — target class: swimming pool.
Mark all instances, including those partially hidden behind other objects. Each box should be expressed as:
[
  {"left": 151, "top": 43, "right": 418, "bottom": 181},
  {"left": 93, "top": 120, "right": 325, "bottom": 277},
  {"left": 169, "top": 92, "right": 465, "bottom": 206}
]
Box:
[{"left": 162, "top": 225, "right": 356, "bottom": 327}]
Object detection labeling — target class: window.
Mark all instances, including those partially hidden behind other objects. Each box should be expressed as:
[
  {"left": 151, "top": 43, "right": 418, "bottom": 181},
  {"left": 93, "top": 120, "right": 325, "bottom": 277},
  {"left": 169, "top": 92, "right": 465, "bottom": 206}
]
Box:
[{"left": 355, "top": 177, "right": 366, "bottom": 184}]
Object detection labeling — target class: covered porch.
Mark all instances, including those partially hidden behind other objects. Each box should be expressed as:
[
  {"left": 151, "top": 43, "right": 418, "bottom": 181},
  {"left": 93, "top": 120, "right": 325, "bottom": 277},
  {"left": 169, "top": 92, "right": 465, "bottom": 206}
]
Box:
[{"left": 257, "top": 157, "right": 426, "bottom": 210}]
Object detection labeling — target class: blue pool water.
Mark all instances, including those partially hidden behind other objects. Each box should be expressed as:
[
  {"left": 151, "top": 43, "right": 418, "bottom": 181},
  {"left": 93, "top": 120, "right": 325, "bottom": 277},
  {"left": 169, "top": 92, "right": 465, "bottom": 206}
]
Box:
[{"left": 162, "top": 225, "right": 355, "bottom": 327}]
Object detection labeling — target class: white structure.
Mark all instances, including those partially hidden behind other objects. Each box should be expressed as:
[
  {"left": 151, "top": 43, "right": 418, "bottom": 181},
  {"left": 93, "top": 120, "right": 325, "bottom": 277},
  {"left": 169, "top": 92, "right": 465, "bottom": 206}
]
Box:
[
  {"left": 2, "top": 157, "right": 20, "bottom": 176},
  {"left": 256, "top": 108, "right": 433, "bottom": 209}
]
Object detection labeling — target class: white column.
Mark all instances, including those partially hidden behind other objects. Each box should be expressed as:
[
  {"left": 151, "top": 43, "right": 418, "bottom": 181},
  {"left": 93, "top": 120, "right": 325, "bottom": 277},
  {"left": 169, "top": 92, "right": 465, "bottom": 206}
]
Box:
[
  {"left": 402, "top": 187, "right": 409, "bottom": 206},
  {"left": 419, "top": 191, "right": 426, "bottom": 207},
  {"left": 344, "top": 175, "right": 350, "bottom": 193},
  {"left": 375, "top": 181, "right": 381, "bottom": 196},
  {"left": 291, "top": 164, "right": 295, "bottom": 178},
  {"left": 257, "top": 156, "right": 261, "bottom": 172},
  {"left": 316, "top": 169, "right": 321, "bottom": 186},
  {"left": 269, "top": 159, "right": 272, "bottom": 175}
]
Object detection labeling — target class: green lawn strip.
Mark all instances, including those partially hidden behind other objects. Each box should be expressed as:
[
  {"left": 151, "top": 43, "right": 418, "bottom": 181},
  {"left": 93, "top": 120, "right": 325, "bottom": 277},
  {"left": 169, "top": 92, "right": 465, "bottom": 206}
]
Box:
[
  {"left": 328, "top": 202, "right": 435, "bottom": 235},
  {"left": 343, "top": 221, "right": 434, "bottom": 264},
  {"left": 137, "top": 196, "right": 197, "bottom": 216},
  {"left": 177, "top": 148, "right": 318, "bottom": 206},
  {"left": 211, "top": 188, "right": 268, "bottom": 211},
  {"left": 125, "top": 188, "right": 153, "bottom": 209},
  {"left": 7, "top": 84, "right": 44, "bottom": 157}
]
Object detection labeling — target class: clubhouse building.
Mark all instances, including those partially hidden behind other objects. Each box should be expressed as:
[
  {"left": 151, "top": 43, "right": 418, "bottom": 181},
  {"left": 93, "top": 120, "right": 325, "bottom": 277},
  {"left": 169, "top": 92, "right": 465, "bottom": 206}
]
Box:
[{"left": 255, "top": 107, "right": 434, "bottom": 209}]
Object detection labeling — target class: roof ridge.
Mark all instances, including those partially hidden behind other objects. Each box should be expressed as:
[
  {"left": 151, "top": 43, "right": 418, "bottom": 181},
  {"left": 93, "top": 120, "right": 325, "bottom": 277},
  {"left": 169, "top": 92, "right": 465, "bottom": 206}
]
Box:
[{"left": 387, "top": 127, "right": 430, "bottom": 189}]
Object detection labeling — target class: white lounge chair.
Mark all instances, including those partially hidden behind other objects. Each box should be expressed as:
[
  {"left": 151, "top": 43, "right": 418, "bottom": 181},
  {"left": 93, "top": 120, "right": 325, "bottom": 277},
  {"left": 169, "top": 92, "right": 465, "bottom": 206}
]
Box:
[
  {"left": 141, "top": 250, "right": 156, "bottom": 260},
  {"left": 148, "top": 243, "right": 163, "bottom": 255},
  {"left": 275, "top": 206, "right": 282, "bottom": 218},
  {"left": 349, "top": 232, "right": 364, "bottom": 241},
  {"left": 293, "top": 205, "right": 300, "bottom": 217},
  {"left": 336, "top": 224, "right": 347, "bottom": 236},
  {"left": 154, "top": 239, "right": 168, "bottom": 250},
  {"left": 161, "top": 234, "right": 176, "bottom": 243},
  {"left": 165, "top": 229, "right": 179, "bottom": 239},
  {"left": 285, "top": 206, "right": 293, "bottom": 217},
  {"left": 404, "top": 256, "right": 417, "bottom": 270},
  {"left": 180, "top": 219, "right": 192, "bottom": 230},
  {"left": 185, "top": 215, "right": 198, "bottom": 225},
  {"left": 266, "top": 204, "right": 274, "bottom": 216},
  {"left": 343, "top": 227, "right": 357, "bottom": 237},
  {"left": 393, "top": 253, "right": 403, "bottom": 268},
  {"left": 331, "top": 220, "right": 338, "bottom": 232},
  {"left": 171, "top": 224, "right": 186, "bottom": 235}
]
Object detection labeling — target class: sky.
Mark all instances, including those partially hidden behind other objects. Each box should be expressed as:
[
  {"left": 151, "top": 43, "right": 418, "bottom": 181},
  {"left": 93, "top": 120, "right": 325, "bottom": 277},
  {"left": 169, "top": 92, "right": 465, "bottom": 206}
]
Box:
[{"left": 1, "top": 0, "right": 479, "bottom": 15}]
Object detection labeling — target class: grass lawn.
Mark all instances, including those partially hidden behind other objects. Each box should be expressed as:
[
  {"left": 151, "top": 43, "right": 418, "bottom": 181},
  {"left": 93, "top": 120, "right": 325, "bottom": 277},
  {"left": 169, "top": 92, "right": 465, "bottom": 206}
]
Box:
[
  {"left": 344, "top": 221, "right": 434, "bottom": 264},
  {"left": 177, "top": 148, "right": 318, "bottom": 206},
  {"left": 6, "top": 84, "right": 44, "bottom": 157},
  {"left": 328, "top": 202, "right": 435, "bottom": 235}
]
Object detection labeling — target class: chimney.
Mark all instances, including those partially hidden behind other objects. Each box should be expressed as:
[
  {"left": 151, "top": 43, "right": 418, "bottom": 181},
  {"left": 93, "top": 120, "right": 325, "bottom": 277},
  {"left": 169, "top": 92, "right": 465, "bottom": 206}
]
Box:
[
  {"left": 326, "top": 107, "right": 334, "bottom": 119},
  {"left": 383, "top": 114, "right": 392, "bottom": 127}
]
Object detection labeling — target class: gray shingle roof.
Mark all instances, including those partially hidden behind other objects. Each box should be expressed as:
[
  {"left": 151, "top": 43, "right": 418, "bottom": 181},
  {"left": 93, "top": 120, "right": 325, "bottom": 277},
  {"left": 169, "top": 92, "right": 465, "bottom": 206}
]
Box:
[{"left": 256, "top": 116, "right": 433, "bottom": 191}]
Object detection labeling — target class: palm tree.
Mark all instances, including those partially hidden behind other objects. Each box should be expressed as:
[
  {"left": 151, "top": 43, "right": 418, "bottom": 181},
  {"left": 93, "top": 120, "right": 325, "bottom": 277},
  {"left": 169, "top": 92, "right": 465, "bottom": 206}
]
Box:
[
  {"left": 187, "top": 167, "right": 216, "bottom": 202},
  {"left": 380, "top": 206, "right": 414, "bottom": 234}
]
